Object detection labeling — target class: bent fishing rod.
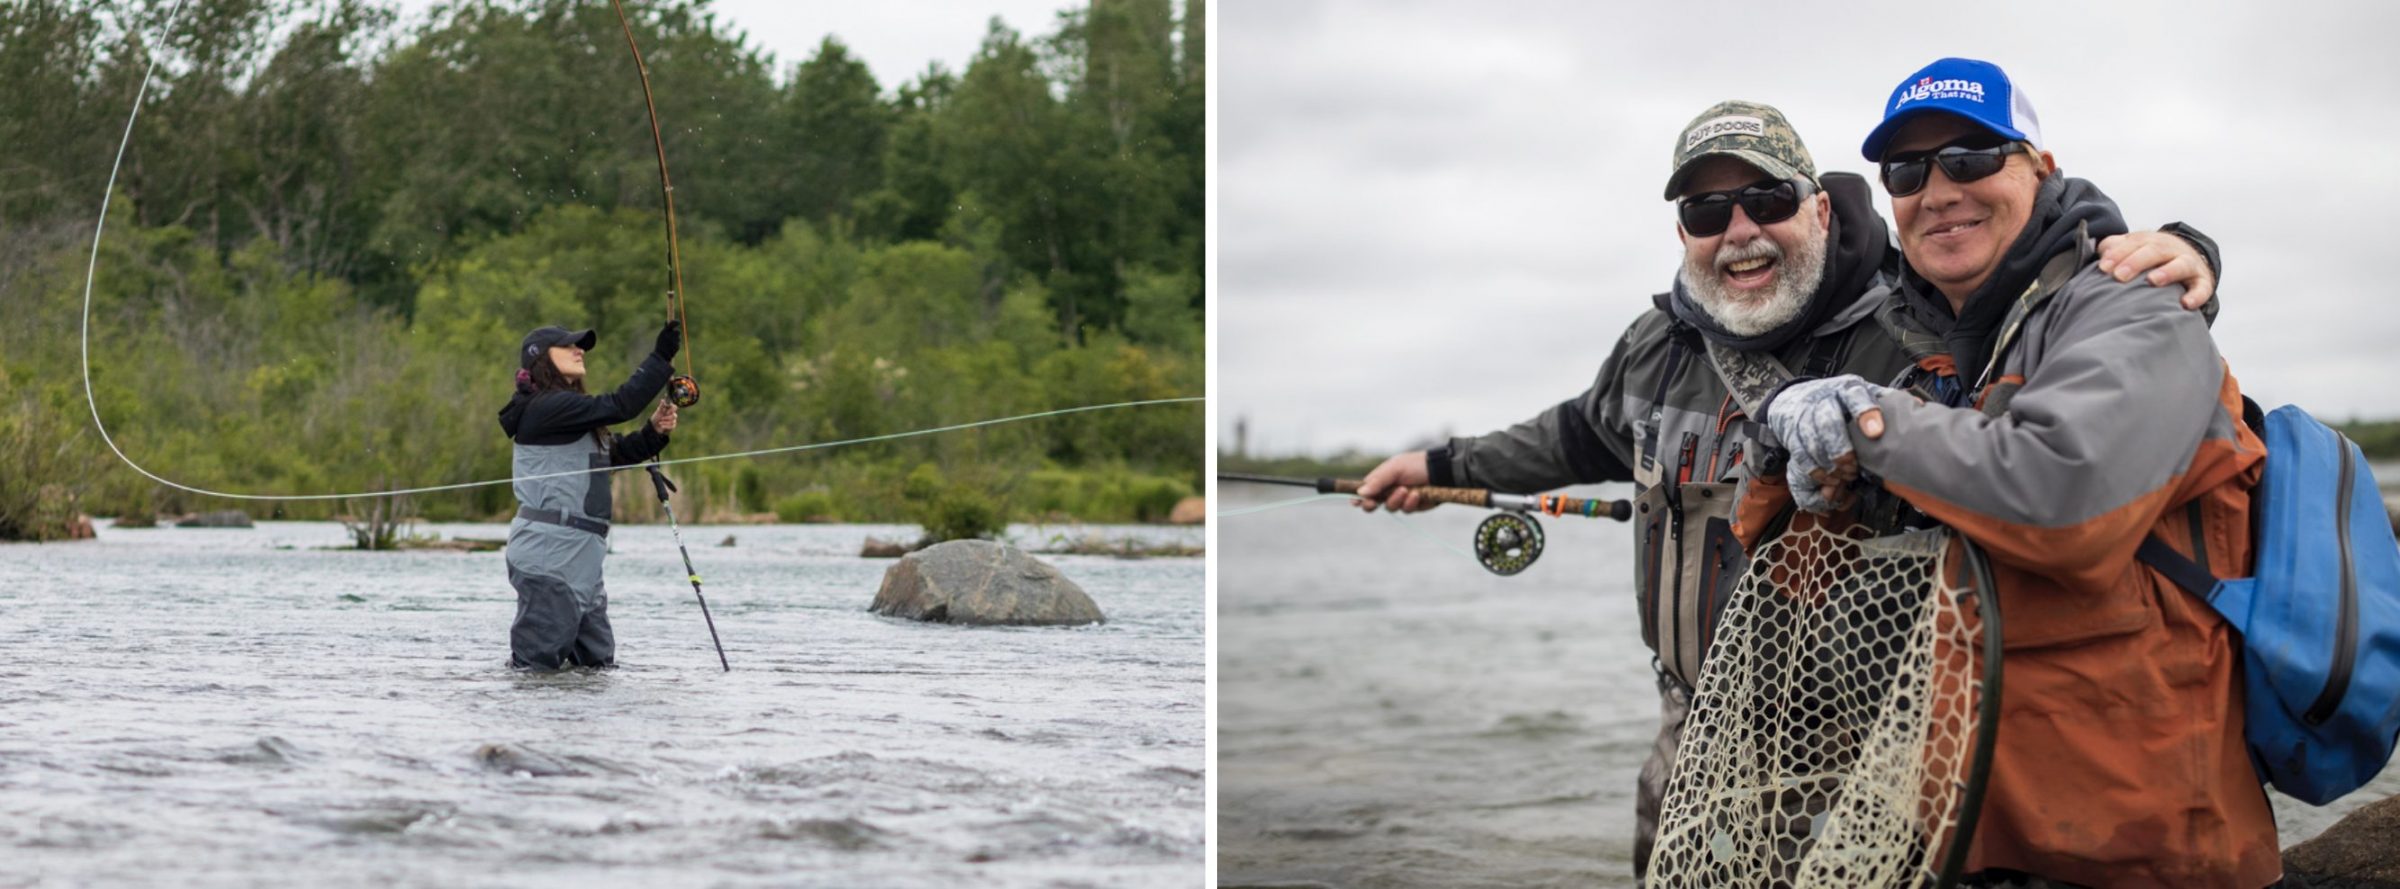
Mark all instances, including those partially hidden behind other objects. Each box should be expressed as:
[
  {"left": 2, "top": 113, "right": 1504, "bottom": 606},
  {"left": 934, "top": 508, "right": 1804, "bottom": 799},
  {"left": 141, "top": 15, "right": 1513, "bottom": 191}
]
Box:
[
  {"left": 1218, "top": 473, "right": 1631, "bottom": 576},
  {"left": 612, "top": 0, "right": 701, "bottom": 411}
]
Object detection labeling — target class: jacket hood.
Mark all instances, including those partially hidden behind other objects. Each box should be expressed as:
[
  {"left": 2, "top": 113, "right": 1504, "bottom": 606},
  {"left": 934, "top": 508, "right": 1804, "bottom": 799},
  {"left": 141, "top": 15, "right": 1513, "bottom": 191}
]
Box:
[
  {"left": 1662, "top": 172, "right": 1895, "bottom": 353},
  {"left": 498, "top": 390, "right": 533, "bottom": 439},
  {"left": 1894, "top": 174, "right": 2129, "bottom": 381}
]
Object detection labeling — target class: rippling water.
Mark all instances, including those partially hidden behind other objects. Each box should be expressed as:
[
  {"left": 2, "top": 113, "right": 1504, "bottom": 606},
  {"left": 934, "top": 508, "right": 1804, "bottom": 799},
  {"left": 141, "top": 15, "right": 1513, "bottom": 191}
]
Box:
[
  {"left": 0, "top": 520, "right": 1202, "bottom": 888},
  {"left": 1217, "top": 486, "right": 2400, "bottom": 889}
]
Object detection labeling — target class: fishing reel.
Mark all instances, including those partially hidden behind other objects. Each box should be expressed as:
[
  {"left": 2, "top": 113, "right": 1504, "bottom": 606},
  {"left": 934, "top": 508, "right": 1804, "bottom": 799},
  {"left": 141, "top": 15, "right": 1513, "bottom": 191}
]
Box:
[
  {"left": 1473, "top": 511, "right": 1545, "bottom": 576},
  {"left": 667, "top": 375, "right": 701, "bottom": 408}
]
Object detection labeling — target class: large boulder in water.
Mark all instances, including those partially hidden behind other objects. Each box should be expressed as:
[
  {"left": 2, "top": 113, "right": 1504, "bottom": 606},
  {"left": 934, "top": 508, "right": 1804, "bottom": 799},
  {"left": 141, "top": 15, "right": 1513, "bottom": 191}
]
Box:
[
  {"left": 869, "top": 540, "right": 1104, "bottom": 626},
  {"left": 2284, "top": 793, "right": 2400, "bottom": 888}
]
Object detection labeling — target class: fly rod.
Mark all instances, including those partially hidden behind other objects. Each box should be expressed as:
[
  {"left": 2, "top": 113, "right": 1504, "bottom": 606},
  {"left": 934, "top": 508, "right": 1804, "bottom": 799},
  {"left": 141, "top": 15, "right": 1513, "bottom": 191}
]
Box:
[{"left": 1217, "top": 473, "right": 1631, "bottom": 575}]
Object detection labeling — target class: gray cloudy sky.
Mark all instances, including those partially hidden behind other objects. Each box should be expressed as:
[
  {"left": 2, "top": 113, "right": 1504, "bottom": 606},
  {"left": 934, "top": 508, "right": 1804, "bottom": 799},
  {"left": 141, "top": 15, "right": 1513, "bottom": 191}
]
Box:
[
  {"left": 381, "top": 0, "right": 1080, "bottom": 85},
  {"left": 669, "top": 0, "right": 1076, "bottom": 82},
  {"left": 1219, "top": 0, "right": 2400, "bottom": 457}
]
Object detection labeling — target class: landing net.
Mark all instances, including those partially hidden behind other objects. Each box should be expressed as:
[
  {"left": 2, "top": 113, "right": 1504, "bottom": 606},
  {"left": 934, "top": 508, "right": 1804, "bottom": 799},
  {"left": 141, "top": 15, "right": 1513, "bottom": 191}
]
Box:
[{"left": 1646, "top": 524, "right": 2000, "bottom": 889}]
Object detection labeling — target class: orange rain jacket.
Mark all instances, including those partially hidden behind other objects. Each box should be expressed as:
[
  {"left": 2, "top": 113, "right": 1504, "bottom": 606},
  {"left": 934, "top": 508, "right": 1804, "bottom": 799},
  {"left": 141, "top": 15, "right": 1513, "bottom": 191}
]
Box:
[{"left": 1835, "top": 176, "right": 2278, "bottom": 888}]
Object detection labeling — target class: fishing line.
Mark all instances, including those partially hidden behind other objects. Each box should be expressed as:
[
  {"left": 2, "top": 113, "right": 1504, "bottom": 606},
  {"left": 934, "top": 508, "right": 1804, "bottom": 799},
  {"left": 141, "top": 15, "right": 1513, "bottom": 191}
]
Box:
[
  {"left": 1380, "top": 510, "right": 1483, "bottom": 563},
  {"left": 1213, "top": 493, "right": 1350, "bottom": 518},
  {"left": 1216, "top": 492, "right": 1482, "bottom": 563},
  {"left": 74, "top": 0, "right": 1197, "bottom": 504}
]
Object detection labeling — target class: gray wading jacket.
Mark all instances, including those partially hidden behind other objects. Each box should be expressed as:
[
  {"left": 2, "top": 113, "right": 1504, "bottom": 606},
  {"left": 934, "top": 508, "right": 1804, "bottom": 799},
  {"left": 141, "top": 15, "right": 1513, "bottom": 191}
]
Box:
[
  {"left": 497, "top": 353, "right": 676, "bottom": 590},
  {"left": 1428, "top": 174, "right": 1917, "bottom": 688}
]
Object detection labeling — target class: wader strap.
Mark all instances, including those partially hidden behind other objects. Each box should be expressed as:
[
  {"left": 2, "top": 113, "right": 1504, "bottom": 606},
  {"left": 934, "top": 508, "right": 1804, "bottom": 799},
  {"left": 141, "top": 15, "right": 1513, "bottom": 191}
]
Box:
[
  {"left": 518, "top": 506, "right": 611, "bottom": 538},
  {"left": 2136, "top": 502, "right": 2218, "bottom": 599},
  {"left": 1636, "top": 339, "right": 1689, "bottom": 488},
  {"left": 1976, "top": 232, "right": 2089, "bottom": 394}
]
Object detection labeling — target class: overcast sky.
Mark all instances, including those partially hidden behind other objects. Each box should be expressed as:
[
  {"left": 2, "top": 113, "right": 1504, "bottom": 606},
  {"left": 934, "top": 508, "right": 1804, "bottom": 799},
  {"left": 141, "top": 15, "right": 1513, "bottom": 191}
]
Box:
[
  {"left": 380, "top": 0, "right": 1081, "bottom": 87},
  {"left": 1219, "top": 0, "right": 2400, "bottom": 458}
]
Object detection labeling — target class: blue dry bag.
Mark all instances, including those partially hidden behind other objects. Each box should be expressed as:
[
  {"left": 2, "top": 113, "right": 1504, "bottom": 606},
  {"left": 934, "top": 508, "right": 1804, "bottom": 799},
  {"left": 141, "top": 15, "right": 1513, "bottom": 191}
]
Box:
[{"left": 2140, "top": 404, "right": 2400, "bottom": 805}]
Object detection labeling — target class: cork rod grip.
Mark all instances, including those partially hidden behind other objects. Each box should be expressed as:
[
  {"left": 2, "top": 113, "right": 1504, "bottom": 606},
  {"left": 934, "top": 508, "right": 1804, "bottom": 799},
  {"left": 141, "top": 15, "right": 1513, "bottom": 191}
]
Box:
[{"left": 1321, "top": 478, "right": 1493, "bottom": 508}]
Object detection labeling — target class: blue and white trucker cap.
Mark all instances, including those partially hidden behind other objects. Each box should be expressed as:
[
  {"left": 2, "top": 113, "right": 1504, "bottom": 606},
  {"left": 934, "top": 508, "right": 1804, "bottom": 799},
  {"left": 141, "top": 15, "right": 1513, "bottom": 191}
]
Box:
[{"left": 1859, "top": 57, "right": 2044, "bottom": 161}]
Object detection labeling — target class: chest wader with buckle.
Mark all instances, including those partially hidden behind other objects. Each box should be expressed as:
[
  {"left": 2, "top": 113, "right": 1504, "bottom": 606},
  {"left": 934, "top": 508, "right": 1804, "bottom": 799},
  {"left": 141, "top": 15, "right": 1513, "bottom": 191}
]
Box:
[
  {"left": 506, "top": 433, "right": 618, "bottom": 668},
  {"left": 1634, "top": 329, "right": 1873, "bottom": 690},
  {"left": 1628, "top": 324, "right": 1881, "bottom": 877}
]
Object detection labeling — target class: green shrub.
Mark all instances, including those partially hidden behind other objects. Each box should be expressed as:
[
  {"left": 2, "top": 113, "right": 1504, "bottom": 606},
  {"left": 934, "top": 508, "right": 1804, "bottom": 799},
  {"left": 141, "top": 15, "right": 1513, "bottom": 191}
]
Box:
[
  {"left": 1128, "top": 476, "right": 1192, "bottom": 522},
  {"left": 736, "top": 466, "right": 768, "bottom": 514},
  {"left": 903, "top": 463, "right": 945, "bottom": 501},
  {"left": 0, "top": 393, "right": 88, "bottom": 541},
  {"left": 918, "top": 486, "right": 1007, "bottom": 543},
  {"left": 773, "top": 489, "right": 842, "bottom": 523}
]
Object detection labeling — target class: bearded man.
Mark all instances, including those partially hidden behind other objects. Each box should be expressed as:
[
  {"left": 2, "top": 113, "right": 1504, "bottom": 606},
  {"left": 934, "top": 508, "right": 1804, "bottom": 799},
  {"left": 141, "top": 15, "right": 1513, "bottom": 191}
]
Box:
[{"left": 1350, "top": 99, "right": 2219, "bottom": 878}]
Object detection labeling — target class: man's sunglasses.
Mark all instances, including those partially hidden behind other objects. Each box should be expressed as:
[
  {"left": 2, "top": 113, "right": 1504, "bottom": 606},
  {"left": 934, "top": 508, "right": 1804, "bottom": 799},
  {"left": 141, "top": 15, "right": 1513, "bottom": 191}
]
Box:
[
  {"left": 1879, "top": 139, "right": 2032, "bottom": 197},
  {"left": 1677, "top": 179, "right": 1812, "bottom": 237}
]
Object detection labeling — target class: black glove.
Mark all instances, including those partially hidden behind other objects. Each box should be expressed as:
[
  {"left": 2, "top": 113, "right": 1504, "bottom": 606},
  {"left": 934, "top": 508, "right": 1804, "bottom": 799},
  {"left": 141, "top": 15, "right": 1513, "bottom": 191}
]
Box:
[{"left": 654, "top": 319, "right": 683, "bottom": 362}]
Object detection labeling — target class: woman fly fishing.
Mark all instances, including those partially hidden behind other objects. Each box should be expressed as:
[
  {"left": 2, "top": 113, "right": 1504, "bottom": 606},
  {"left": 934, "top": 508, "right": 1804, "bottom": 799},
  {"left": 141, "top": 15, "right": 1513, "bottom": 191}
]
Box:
[{"left": 496, "top": 319, "right": 684, "bottom": 669}]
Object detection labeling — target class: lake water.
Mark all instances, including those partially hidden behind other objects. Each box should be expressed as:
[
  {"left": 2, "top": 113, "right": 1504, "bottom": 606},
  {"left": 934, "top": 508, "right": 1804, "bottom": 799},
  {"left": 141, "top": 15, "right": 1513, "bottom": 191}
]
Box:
[
  {"left": 1216, "top": 486, "right": 2400, "bottom": 889},
  {"left": 0, "top": 520, "right": 1204, "bottom": 888}
]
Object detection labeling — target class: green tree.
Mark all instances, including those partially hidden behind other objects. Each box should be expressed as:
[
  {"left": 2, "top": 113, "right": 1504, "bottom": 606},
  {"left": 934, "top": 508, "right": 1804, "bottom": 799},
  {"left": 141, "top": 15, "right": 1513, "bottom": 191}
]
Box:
[
  {"left": 779, "top": 37, "right": 890, "bottom": 230},
  {"left": 855, "top": 65, "right": 957, "bottom": 244}
]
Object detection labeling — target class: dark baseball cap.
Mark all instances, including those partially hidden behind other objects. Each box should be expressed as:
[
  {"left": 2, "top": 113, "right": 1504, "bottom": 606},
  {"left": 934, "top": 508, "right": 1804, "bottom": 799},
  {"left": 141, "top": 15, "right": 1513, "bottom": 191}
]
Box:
[
  {"left": 519, "top": 326, "right": 596, "bottom": 369},
  {"left": 1664, "top": 100, "right": 1818, "bottom": 200}
]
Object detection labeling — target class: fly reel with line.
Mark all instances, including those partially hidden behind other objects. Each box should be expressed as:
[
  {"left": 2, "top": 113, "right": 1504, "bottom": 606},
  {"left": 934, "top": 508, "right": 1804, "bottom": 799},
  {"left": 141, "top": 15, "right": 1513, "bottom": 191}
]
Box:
[
  {"left": 666, "top": 374, "right": 700, "bottom": 408},
  {"left": 1471, "top": 512, "right": 1545, "bottom": 576}
]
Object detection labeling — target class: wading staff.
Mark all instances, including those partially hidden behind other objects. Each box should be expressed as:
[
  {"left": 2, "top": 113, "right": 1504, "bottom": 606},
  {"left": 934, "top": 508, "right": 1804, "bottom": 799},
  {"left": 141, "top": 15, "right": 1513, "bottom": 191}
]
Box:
[
  {"left": 646, "top": 461, "right": 729, "bottom": 671},
  {"left": 1217, "top": 473, "right": 1634, "bottom": 576}
]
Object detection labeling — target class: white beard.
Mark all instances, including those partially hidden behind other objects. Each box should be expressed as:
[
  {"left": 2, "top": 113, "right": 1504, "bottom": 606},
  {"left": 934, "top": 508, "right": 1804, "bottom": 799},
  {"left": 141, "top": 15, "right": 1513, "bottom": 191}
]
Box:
[{"left": 1680, "top": 216, "right": 1831, "bottom": 337}]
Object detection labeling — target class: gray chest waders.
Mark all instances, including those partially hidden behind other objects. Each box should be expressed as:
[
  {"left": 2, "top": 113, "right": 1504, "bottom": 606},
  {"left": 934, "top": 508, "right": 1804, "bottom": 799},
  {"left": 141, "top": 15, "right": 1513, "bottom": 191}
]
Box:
[{"left": 505, "top": 435, "right": 617, "bottom": 668}]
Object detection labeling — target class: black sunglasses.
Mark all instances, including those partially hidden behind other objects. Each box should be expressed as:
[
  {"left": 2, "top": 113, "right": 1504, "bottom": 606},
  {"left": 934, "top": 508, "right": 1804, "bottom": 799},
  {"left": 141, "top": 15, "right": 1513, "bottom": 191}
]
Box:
[
  {"left": 1880, "top": 139, "right": 2032, "bottom": 197},
  {"left": 1677, "top": 179, "right": 1812, "bottom": 237}
]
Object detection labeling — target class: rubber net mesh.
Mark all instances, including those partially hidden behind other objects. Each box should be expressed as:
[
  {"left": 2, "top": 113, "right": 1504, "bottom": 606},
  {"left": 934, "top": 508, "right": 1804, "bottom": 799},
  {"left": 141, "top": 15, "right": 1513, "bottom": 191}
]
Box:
[{"left": 1647, "top": 525, "right": 1990, "bottom": 889}]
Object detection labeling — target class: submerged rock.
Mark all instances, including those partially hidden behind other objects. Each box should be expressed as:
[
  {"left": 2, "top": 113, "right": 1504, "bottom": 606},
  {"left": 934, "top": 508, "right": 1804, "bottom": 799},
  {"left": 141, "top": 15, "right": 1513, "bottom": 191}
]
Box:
[
  {"left": 473, "top": 743, "right": 585, "bottom": 777},
  {"left": 177, "top": 510, "right": 254, "bottom": 528},
  {"left": 860, "top": 536, "right": 912, "bottom": 558},
  {"left": 869, "top": 540, "right": 1104, "bottom": 626},
  {"left": 2285, "top": 793, "right": 2400, "bottom": 888}
]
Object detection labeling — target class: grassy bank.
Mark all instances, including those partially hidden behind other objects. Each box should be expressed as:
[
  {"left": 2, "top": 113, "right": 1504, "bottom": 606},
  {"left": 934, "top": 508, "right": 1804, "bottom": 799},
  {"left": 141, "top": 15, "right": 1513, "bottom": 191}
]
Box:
[{"left": 2338, "top": 420, "right": 2400, "bottom": 462}]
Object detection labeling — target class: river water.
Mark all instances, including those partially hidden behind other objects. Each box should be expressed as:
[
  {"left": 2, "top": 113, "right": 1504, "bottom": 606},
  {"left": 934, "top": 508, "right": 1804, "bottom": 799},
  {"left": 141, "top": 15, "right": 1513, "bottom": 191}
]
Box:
[
  {"left": 0, "top": 520, "right": 1203, "bottom": 888},
  {"left": 1216, "top": 486, "right": 2400, "bottom": 889}
]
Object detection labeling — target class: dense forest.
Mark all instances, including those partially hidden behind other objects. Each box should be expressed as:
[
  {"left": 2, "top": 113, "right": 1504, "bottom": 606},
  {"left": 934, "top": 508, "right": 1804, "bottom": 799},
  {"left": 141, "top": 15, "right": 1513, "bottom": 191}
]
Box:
[{"left": 0, "top": 0, "right": 1205, "bottom": 542}]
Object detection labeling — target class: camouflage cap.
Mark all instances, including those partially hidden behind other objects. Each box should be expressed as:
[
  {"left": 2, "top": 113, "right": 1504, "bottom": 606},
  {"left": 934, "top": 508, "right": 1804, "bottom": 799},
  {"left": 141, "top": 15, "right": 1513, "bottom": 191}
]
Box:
[{"left": 1663, "top": 100, "right": 1818, "bottom": 200}]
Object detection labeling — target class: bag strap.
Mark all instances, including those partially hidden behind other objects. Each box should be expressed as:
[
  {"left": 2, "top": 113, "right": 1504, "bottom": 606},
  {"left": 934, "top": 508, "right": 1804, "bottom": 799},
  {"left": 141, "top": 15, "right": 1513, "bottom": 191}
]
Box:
[
  {"left": 2135, "top": 501, "right": 2218, "bottom": 598},
  {"left": 1704, "top": 323, "right": 1860, "bottom": 420},
  {"left": 1704, "top": 337, "right": 1795, "bottom": 421},
  {"left": 2140, "top": 395, "right": 2267, "bottom": 599}
]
